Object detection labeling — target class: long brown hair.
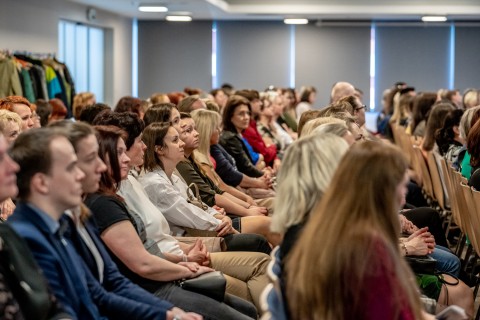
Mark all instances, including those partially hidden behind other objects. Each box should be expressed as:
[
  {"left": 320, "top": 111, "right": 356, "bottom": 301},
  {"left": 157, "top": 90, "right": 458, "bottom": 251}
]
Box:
[
  {"left": 94, "top": 125, "right": 127, "bottom": 196},
  {"left": 285, "top": 141, "right": 422, "bottom": 320}
]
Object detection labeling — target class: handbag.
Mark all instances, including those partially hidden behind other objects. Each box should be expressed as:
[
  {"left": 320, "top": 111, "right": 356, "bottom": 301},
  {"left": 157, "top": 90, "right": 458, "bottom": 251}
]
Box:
[
  {"left": 186, "top": 183, "right": 209, "bottom": 211},
  {"left": 405, "top": 255, "right": 437, "bottom": 275},
  {"left": 178, "top": 271, "right": 226, "bottom": 301}
]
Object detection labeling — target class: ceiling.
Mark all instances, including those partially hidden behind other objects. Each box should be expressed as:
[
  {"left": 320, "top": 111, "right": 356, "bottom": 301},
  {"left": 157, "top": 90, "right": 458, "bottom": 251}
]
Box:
[{"left": 67, "top": 0, "right": 480, "bottom": 22}]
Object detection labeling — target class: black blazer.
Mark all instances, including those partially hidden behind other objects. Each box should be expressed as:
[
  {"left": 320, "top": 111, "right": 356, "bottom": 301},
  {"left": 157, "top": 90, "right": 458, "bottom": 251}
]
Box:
[{"left": 219, "top": 131, "right": 263, "bottom": 178}]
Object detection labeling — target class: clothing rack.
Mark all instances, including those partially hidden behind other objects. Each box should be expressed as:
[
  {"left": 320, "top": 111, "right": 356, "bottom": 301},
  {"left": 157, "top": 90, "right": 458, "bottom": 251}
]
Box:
[{"left": 0, "top": 50, "right": 75, "bottom": 117}]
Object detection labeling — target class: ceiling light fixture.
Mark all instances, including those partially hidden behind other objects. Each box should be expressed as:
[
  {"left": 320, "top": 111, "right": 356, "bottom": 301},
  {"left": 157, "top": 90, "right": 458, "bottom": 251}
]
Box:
[
  {"left": 138, "top": 5, "right": 168, "bottom": 13},
  {"left": 421, "top": 16, "right": 447, "bottom": 22},
  {"left": 284, "top": 18, "right": 308, "bottom": 25},
  {"left": 166, "top": 15, "right": 192, "bottom": 22}
]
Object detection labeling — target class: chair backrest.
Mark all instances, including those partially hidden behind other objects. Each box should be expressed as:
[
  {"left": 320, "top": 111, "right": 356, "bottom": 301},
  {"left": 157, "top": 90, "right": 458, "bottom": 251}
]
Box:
[
  {"left": 441, "top": 158, "right": 461, "bottom": 226},
  {"left": 452, "top": 171, "right": 468, "bottom": 233},
  {"left": 392, "top": 124, "right": 412, "bottom": 166},
  {"left": 426, "top": 151, "right": 450, "bottom": 210},
  {"left": 460, "top": 183, "right": 478, "bottom": 249},
  {"left": 412, "top": 146, "right": 435, "bottom": 200}
]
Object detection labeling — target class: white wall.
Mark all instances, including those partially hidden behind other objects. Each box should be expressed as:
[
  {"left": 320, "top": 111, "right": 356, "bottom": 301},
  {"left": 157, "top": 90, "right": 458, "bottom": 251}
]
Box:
[{"left": 0, "top": 0, "right": 133, "bottom": 106}]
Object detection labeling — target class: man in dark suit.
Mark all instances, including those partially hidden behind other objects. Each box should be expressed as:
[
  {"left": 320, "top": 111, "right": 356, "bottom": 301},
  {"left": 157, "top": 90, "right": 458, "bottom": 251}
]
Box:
[{"left": 7, "top": 128, "right": 198, "bottom": 320}]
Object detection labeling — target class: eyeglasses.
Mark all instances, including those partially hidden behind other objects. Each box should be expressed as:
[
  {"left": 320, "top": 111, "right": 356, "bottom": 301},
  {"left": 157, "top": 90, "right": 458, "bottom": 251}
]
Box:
[{"left": 355, "top": 105, "right": 367, "bottom": 111}]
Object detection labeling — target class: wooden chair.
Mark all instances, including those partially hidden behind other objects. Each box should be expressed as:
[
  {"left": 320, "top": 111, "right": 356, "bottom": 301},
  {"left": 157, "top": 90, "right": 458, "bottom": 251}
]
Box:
[
  {"left": 426, "top": 151, "right": 450, "bottom": 213},
  {"left": 412, "top": 146, "right": 435, "bottom": 203},
  {"left": 439, "top": 157, "right": 461, "bottom": 239}
]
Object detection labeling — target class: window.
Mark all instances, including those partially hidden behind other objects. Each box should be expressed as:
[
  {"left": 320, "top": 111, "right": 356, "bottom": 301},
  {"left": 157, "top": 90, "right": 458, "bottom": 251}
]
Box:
[{"left": 58, "top": 20, "right": 104, "bottom": 102}]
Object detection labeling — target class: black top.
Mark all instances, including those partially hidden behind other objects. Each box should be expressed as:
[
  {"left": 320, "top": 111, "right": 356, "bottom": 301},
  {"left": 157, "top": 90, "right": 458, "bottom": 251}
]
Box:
[
  {"left": 219, "top": 131, "right": 263, "bottom": 178},
  {"left": 210, "top": 144, "right": 244, "bottom": 187},
  {"left": 84, "top": 194, "right": 166, "bottom": 293}
]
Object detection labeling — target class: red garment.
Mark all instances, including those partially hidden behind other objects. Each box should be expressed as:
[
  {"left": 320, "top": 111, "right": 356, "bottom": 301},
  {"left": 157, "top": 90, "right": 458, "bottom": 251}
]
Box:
[
  {"left": 210, "top": 155, "right": 217, "bottom": 169},
  {"left": 242, "top": 120, "right": 278, "bottom": 166},
  {"left": 354, "top": 239, "right": 416, "bottom": 320}
]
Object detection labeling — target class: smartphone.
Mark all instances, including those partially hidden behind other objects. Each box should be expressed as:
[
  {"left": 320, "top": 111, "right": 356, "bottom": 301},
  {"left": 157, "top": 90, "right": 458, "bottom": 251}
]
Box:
[{"left": 436, "top": 305, "right": 468, "bottom": 320}]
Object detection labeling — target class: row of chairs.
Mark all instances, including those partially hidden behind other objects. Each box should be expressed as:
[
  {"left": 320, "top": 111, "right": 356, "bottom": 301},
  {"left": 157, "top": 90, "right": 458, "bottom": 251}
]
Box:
[{"left": 392, "top": 124, "right": 480, "bottom": 319}]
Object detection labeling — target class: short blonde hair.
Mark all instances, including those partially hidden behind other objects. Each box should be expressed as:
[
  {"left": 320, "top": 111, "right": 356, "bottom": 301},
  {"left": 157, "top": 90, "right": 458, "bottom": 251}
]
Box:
[
  {"left": 301, "top": 117, "right": 344, "bottom": 137},
  {"left": 0, "top": 110, "right": 22, "bottom": 133},
  {"left": 271, "top": 133, "right": 349, "bottom": 234},
  {"left": 311, "top": 122, "right": 349, "bottom": 139}
]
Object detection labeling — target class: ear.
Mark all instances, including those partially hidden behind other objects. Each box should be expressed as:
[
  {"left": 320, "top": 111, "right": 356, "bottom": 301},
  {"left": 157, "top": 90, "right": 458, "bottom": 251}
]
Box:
[
  {"left": 155, "top": 146, "right": 164, "bottom": 156},
  {"left": 453, "top": 125, "right": 460, "bottom": 136},
  {"left": 30, "top": 172, "right": 50, "bottom": 195}
]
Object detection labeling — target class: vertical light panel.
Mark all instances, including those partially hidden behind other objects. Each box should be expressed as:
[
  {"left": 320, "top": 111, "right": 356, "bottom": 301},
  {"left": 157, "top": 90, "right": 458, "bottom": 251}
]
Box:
[
  {"left": 212, "top": 21, "right": 218, "bottom": 89},
  {"left": 58, "top": 22, "right": 65, "bottom": 61},
  {"left": 132, "top": 18, "right": 138, "bottom": 97},
  {"left": 449, "top": 23, "right": 455, "bottom": 89},
  {"left": 89, "top": 27, "right": 104, "bottom": 102},
  {"left": 75, "top": 24, "right": 88, "bottom": 93},
  {"left": 369, "top": 23, "right": 376, "bottom": 111},
  {"left": 289, "top": 25, "right": 295, "bottom": 88}
]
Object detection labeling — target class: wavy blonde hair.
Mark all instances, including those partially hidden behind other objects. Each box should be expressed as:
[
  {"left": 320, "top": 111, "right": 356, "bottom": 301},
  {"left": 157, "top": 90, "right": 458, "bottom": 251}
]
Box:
[
  {"left": 191, "top": 109, "right": 221, "bottom": 167},
  {"left": 286, "top": 141, "right": 422, "bottom": 320},
  {"left": 0, "top": 110, "right": 22, "bottom": 133},
  {"left": 301, "top": 117, "right": 345, "bottom": 137},
  {"left": 271, "top": 133, "right": 348, "bottom": 234}
]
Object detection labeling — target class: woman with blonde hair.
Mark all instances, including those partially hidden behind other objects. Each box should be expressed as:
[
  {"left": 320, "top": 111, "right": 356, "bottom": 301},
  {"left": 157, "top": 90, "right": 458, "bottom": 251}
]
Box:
[
  {"left": 300, "top": 117, "right": 344, "bottom": 137},
  {"left": 0, "top": 109, "right": 22, "bottom": 145},
  {"left": 286, "top": 141, "right": 426, "bottom": 319},
  {"left": 192, "top": 109, "right": 275, "bottom": 209},
  {"left": 0, "top": 110, "right": 22, "bottom": 219}
]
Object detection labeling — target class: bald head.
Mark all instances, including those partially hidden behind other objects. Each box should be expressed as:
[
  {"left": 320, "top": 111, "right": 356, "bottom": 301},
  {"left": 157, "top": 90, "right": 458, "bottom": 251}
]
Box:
[{"left": 331, "top": 82, "right": 355, "bottom": 103}]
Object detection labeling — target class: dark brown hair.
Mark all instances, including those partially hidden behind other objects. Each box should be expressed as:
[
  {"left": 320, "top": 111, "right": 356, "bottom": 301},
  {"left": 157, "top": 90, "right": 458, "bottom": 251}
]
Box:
[
  {"left": 143, "top": 103, "right": 176, "bottom": 127},
  {"left": 142, "top": 123, "right": 171, "bottom": 172},
  {"left": 222, "top": 95, "right": 251, "bottom": 133},
  {"left": 94, "top": 125, "right": 127, "bottom": 196}
]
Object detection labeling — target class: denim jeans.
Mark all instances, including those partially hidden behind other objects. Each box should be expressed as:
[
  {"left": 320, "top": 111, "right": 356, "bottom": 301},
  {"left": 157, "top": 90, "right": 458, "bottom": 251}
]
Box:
[{"left": 430, "top": 245, "right": 460, "bottom": 277}]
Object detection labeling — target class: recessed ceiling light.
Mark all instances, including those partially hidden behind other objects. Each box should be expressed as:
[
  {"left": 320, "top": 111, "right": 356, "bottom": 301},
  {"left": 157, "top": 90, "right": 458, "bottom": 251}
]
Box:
[
  {"left": 422, "top": 16, "right": 447, "bottom": 22},
  {"left": 166, "top": 15, "right": 192, "bottom": 22},
  {"left": 284, "top": 18, "right": 308, "bottom": 25},
  {"left": 138, "top": 5, "right": 168, "bottom": 13}
]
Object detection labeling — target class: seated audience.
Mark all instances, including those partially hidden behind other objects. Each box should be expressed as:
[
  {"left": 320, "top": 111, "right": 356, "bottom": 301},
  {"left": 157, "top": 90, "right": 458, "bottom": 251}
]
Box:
[
  {"left": 285, "top": 141, "right": 472, "bottom": 319},
  {"left": 236, "top": 90, "right": 280, "bottom": 170},
  {"left": 86, "top": 125, "right": 257, "bottom": 319},
  {"left": 192, "top": 109, "right": 275, "bottom": 207},
  {"left": 49, "top": 120, "right": 201, "bottom": 320},
  {"left": 140, "top": 122, "right": 278, "bottom": 247},
  {"left": 220, "top": 95, "right": 274, "bottom": 177},
  {"left": 8, "top": 128, "right": 178, "bottom": 319}
]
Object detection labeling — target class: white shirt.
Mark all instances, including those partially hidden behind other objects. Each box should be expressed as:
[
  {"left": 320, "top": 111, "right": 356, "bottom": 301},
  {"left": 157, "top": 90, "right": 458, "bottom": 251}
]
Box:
[
  {"left": 139, "top": 169, "right": 220, "bottom": 236},
  {"left": 118, "top": 174, "right": 184, "bottom": 255},
  {"left": 272, "top": 121, "right": 293, "bottom": 148},
  {"left": 295, "top": 102, "right": 312, "bottom": 121}
]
